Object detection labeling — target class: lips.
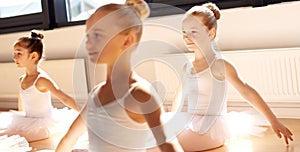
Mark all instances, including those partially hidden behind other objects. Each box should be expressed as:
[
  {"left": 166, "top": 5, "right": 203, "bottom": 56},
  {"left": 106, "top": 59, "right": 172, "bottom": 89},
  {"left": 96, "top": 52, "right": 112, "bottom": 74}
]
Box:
[
  {"left": 184, "top": 39, "right": 195, "bottom": 46},
  {"left": 88, "top": 51, "right": 99, "bottom": 57}
]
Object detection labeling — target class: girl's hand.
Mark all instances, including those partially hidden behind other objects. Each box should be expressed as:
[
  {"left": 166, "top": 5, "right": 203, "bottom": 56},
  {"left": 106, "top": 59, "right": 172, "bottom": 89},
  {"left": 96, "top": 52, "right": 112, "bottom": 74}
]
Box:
[{"left": 271, "top": 120, "right": 293, "bottom": 144}]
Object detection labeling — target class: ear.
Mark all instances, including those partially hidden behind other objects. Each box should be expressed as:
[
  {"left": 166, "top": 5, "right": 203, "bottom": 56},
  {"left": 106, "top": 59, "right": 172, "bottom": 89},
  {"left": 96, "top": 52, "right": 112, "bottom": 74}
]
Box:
[
  {"left": 208, "top": 27, "right": 216, "bottom": 40},
  {"left": 122, "top": 32, "right": 136, "bottom": 49},
  {"left": 30, "top": 52, "right": 39, "bottom": 62}
]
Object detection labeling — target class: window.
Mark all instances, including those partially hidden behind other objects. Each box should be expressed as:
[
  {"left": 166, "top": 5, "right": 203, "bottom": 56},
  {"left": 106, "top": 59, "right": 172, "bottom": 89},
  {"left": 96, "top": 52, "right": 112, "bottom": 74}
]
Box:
[
  {"left": 0, "top": 0, "right": 297, "bottom": 34},
  {"left": 0, "top": 0, "right": 42, "bottom": 18},
  {"left": 0, "top": 0, "right": 49, "bottom": 34},
  {"left": 66, "top": 0, "right": 126, "bottom": 22}
]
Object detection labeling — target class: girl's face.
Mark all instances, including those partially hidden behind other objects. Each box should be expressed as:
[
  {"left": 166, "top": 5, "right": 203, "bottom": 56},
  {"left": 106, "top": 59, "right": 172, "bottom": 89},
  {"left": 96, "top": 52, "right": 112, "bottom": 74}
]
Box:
[
  {"left": 85, "top": 25, "right": 127, "bottom": 65},
  {"left": 13, "top": 45, "right": 33, "bottom": 68},
  {"left": 85, "top": 8, "right": 134, "bottom": 65},
  {"left": 85, "top": 5, "right": 142, "bottom": 66},
  {"left": 182, "top": 14, "right": 211, "bottom": 52}
]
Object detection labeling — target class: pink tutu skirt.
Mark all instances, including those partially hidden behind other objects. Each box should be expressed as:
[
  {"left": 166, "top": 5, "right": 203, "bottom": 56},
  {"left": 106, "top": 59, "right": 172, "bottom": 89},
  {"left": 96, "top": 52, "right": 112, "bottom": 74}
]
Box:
[
  {"left": 146, "top": 111, "right": 269, "bottom": 151},
  {"left": 0, "top": 108, "right": 78, "bottom": 142},
  {"left": 0, "top": 134, "right": 32, "bottom": 152}
]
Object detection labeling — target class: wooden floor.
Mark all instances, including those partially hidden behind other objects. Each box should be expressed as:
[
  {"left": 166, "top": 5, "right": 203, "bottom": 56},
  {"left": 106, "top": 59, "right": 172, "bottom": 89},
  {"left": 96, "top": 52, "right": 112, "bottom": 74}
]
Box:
[
  {"left": 204, "top": 118, "right": 300, "bottom": 152},
  {"left": 29, "top": 118, "right": 299, "bottom": 152}
]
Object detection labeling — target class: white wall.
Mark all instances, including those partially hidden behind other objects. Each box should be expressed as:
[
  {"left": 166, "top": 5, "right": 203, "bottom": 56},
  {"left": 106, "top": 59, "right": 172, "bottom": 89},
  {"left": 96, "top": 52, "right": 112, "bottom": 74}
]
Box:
[
  {"left": 0, "top": 59, "right": 88, "bottom": 110},
  {"left": 0, "top": 1, "right": 300, "bottom": 117},
  {"left": 1, "top": 1, "right": 300, "bottom": 62}
]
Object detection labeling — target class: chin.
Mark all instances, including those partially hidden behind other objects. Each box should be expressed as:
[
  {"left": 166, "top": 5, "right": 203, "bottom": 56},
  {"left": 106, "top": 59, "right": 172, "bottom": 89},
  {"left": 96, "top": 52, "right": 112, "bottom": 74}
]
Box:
[
  {"left": 15, "top": 64, "right": 22, "bottom": 68},
  {"left": 88, "top": 57, "right": 98, "bottom": 64}
]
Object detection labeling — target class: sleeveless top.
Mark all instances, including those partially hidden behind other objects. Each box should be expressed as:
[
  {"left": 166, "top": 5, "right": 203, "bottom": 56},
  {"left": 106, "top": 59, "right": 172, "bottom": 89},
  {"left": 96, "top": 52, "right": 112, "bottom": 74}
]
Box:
[
  {"left": 86, "top": 82, "right": 150, "bottom": 152},
  {"left": 182, "top": 55, "right": 228, "bottom": 134},
  {"left": 19, "top": 71, "right": 53, "bottom": 118}
]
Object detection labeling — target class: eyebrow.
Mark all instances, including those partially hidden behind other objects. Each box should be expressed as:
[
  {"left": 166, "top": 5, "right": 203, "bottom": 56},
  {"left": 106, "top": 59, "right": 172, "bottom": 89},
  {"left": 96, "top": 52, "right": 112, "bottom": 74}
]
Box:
[
  {"left": 86, "top": 26, "right": 105, "bottom": 33},
  {"left": 14, "top": 49, "right": 23, "bottom": 53},
  {"left": 92, "top": 28, "right": 105, "bottom": 33},
  {"left": 183, "top": 27, "right": 198, "bottom": 30}
]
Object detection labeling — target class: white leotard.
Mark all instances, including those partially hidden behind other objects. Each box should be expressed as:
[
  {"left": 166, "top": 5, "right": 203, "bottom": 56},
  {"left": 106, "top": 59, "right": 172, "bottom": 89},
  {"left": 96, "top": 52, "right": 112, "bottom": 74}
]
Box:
[
  {"left": 0, "top": 70, "right": 56, "bottom": 142},
  {"left": 184, "top": 57, "right": 227, "bottom": 115},
  {"left": 86, "top": 82, "right": 150, "bottom": 152},
  {"left": 19, "top": 72, "right": 53, "bottom": 117},
  {"left": 182, "top": 55, "right": 228, "bottom": 134}
]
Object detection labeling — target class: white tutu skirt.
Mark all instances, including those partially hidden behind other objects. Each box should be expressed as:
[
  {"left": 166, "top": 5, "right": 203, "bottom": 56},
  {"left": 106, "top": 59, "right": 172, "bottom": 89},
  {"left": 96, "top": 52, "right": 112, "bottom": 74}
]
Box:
[
  {"left": 146, "top": 112, "right": 228, "bottom": 151},
  {"left": 159, "top": 111, "right": 269, "bottom": 139},
  {"left": 146, "top": 111, "right": 269, "bottom": 151},
  {"left": 0, "top": 108, "right": 77, "bottom": 142},
  {"left": 0, "top": 135, "right": 32, "bottom": 152}
]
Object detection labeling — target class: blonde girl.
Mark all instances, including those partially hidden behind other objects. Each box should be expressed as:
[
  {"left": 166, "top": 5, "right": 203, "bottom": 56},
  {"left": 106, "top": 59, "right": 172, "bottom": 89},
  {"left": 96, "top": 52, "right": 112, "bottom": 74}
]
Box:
[
  {"left": 172, "top": 2, "right": 293, "bottom": 151},
  {"left": 56, "top": 0, "right": 180, "bottom": 151}
]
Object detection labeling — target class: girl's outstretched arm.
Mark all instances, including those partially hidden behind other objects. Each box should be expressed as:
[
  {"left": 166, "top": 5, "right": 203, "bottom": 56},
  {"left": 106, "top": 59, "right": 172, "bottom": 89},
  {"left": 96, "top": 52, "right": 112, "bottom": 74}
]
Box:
[
  {"left": 132, "top": 86, "right": 178, "bottom": 152},
  {"left": 224, "top": 60, "right": 293, "bottom": 144},
  {"left": 56, "top": 105, "right": 87, "bottom": 152},
  {"left": 17, "top": 77, "right": 23, "bottom": 111},
  {"left": 18, "top": 94, "right": 23, "bottom": 111},
  {"left": 36, "top": 77, "right": 80, "bottom": 111}
]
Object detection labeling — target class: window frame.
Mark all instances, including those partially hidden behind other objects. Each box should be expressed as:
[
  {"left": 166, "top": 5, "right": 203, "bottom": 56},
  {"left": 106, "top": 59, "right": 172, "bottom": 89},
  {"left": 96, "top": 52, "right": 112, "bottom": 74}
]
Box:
[
  {"left": 0, "top": 0, "right": 52, "bottom": 34},
  {"left": 0, "top": 0, "right": 297, "bottom": 34}
]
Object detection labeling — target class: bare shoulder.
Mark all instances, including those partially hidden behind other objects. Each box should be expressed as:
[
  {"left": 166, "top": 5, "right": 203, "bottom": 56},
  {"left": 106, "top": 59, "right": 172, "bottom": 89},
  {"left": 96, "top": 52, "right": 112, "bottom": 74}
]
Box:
[
  {"left": 211, "top": 58, "right": 239, "bottom": 80},
  {"left": 131, "top": 83, "right": 152, "bottom": 103},
  {"left": 211, "top": 59, "right": 226, "bottom": 80},
  {"left": 36, "top": 77, "right": 52, "bottom": 85},
  {"left": 215, "top": 58, "right": 237, "bottom": 72},
  {"left": 35, "top": 77, "right": 55, "bottom": 92}
]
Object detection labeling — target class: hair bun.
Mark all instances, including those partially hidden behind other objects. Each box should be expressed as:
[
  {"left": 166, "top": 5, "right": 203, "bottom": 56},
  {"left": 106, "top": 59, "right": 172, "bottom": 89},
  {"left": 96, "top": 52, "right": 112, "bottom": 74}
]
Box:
[
  {"left": 31, "top": 30, "right": 44, "bottom": 39},
  {"left": 204, "top": 2, "right": 221, "bottom": 20},
  {"left": 126, "top": 0, "right": 150, "bottom": 20}
]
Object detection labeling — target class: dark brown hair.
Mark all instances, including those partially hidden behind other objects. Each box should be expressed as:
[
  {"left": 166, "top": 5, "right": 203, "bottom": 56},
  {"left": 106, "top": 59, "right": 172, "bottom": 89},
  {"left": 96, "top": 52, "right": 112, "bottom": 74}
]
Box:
[{"left": 14, "top": 30, "right": 44, "bottom": 60}]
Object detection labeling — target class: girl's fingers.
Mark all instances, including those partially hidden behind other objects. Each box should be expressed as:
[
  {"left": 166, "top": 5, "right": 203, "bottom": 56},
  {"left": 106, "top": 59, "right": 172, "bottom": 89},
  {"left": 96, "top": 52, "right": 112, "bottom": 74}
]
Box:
[
  {"left": 284, "top": 136, "right": 289, "bottom": 145},
  {"left": 275, "top": 130, "right": 282, "bottom": 138}
]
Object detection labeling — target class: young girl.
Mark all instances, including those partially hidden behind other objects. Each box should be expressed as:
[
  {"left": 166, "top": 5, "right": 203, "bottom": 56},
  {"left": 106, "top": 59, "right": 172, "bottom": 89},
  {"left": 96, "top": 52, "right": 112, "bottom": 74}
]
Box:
[
  {"left": 0, "top": 30, "right": 79, "bottom": 142},
  {"left": 55, "top": 0, "right": 180, "bottom": 151},
  {"left": 171, "top": 2, "right": 294, "bottom": 151}
]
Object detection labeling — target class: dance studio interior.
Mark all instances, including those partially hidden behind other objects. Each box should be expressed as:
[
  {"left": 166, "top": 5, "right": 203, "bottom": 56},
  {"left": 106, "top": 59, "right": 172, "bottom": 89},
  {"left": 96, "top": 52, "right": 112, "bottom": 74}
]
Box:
[{"left": 0, "top": 0, "right": 299, "bottom": 151}]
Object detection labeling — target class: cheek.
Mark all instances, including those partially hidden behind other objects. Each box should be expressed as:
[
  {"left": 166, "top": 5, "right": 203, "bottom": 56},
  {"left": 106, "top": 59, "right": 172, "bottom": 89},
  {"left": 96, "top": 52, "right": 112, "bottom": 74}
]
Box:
[{"left": 106, "top": 37, "right": 124, "bottom": 50}]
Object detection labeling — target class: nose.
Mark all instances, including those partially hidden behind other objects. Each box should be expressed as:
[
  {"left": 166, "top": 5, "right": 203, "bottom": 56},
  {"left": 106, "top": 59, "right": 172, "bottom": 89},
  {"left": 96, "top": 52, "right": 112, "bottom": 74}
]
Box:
[
  {"left": 183, "top": 34, "right": 188, "bottom": 40},
  {"left": 13, "top": 54, "right": 17, "bottom": 60},
  {"left": 85, "top": 37, "right": 94, "bottom": 51},
  {"left": 183, "top": 34, "right": 192, "bottom": 43}
]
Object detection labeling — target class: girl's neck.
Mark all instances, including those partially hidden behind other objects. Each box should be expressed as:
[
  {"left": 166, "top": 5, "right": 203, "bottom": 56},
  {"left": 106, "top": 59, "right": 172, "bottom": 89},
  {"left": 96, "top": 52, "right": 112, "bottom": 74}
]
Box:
[
  {"left": 104, "top": 71, "right": 135, "bottom": 97},
  {"left": 194, "top": 48, "right": 216, "bottom": 65},
  {"left": 25, "top": 65, "right": 39, "bottom": 76},
  {"left": 106, "top": 64, "right": 132, "bottom": 83}
]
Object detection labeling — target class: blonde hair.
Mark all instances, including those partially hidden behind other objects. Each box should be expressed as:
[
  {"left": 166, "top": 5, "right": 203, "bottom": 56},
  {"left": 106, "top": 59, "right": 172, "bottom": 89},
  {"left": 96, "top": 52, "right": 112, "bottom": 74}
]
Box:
[
  {"left": 126, "top": 0, "right": 150, "bottom": 20},
  {"left": 187, "top": 2, "right": 221, "bottom": 30},
  {"left": 87, "top": 0, "right": 150, "bottom": 41}
]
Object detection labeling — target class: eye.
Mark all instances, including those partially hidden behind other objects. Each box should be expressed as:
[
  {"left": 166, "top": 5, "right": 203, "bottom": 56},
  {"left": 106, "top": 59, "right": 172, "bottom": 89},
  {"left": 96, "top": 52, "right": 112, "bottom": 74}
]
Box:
[
  {"left": 191, "top": 30, "right": 197, "bottom": 34},
  {"left": 95, "top": 33, "right": 102, "bottom": 39},
  {"left": 14, "top": 52, "right": 21, "bottom": 56}
]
